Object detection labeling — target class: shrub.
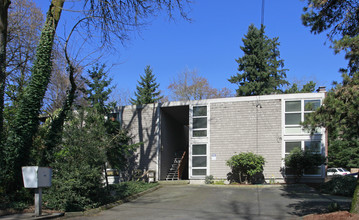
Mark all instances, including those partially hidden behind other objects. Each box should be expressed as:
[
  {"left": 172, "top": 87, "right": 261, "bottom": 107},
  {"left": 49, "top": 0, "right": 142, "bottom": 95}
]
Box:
[
  {"left": 43, "top": 111, "right": 108, "bottom": 212},
  {"left": 108, "top": 181, "right": 158, "bottom": 201},
  {"left": 226, "top": 152, "right": 265, "bottom": 183},
  {"left": 284, "top": 148, "right": 326, "bottom": 182},
  {"left": 205, "top": 175, "right": 214, "bottom": 184},
  {"left": 321, "top": 175, "right": 357, "bottom": 197}
]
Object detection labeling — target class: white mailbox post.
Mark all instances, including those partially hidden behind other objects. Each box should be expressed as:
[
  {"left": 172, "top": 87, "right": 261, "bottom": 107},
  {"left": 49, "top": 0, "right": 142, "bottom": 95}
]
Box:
[{"left": 22, "top": 166, "right": 52, "bottom": 217}]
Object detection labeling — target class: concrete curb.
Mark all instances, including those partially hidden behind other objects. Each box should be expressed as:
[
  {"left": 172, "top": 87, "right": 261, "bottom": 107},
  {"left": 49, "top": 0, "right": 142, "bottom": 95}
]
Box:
[
  {"left": 63, "top": 184, "right": 162, "bottom": 218},
  {"left": 0, "top": 212, "right": 64, "bottom": 220}
]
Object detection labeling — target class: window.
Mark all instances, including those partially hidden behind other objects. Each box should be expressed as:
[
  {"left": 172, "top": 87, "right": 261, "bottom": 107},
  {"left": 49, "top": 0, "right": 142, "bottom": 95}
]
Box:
[
  {"left": 192, "top": 106, "right": 207, "bottom": 137},
  {"left": 284, "top": 141, "right": 301, "bottom": 175},
  {"left": 285, "top": 99, "right": 321, "bottom": 134},
  {"left": 284, "top": 140, "right": 322, "bottom": 176},
  {"left": 303, "top": 141, "right": 322, "bottom": 175},
  {"left": 192, "top": 144, "right": 207, "bottom": 176}
]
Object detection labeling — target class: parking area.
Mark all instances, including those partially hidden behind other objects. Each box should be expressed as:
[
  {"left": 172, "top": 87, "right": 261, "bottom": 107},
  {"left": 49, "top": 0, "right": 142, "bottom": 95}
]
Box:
[{"left": 66, "top": 184, "right": 351, "bottom": 220}]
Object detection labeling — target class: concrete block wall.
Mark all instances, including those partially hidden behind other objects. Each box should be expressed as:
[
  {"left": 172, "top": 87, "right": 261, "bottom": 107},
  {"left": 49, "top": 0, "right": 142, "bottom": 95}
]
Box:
[
  {"left": 209, "top": 99, "right": 282, "bottom": 180},
  {"left": 120, "top": 104, "right": 159, "bottom": 173}
]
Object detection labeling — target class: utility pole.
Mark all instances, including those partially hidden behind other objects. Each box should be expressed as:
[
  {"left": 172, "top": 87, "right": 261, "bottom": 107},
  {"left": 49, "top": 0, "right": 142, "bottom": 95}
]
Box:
[{"left": 261, "top": 0, "right": 265, "bottom": 26}]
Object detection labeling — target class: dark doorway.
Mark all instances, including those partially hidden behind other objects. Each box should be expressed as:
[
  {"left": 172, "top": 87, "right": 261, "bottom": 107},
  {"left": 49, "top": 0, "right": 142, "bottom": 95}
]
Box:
[{"left": 160, "top": 105, "right": 189, "bottom": 180}]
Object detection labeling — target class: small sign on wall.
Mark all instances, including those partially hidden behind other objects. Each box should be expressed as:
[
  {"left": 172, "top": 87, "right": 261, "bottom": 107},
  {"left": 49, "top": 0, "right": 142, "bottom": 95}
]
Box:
[{"left": 211, "top": 153, "right": 216, "bottom": 160}]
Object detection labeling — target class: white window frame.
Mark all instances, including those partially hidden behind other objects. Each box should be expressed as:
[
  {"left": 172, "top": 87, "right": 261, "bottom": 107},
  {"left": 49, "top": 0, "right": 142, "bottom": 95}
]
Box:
[
  {"left": 189, "top": 104, "right": 210, "bottom": 179},
  {"left": 189, "top": 143, "right": 209, "bottom": 178},
  {"left": 282, "top": 139, "right": 325, "bottom": 177},
  {"left": 191, "top": 105, "right": 208, "bottom": 138},
  {"left": 284, "top": 99, "right": 322, "bottom": 135}
]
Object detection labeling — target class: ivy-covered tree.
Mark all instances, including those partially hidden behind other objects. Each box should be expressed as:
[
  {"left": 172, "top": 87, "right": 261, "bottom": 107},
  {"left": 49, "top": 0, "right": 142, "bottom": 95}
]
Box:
[
  {"left": 1, "top": 1, "right": 65, "bottom": 193},
  {"left": 1, "top": 0, "right": 190, "bottom": 193},
  {"left": 228, "top": 24, "right": 289, "bottom": 96},
  {"left": 130, "top": 65, "right": 163, "bottom": 105},
  {"left": 0, "top": 0, "right": 11, "bottom": 144}
]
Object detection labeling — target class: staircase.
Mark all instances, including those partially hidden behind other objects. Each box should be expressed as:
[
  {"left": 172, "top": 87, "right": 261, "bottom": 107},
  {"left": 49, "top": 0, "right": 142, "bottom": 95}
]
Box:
[{"left": 165, "top": 151, "right": 186, "bottom": 181}]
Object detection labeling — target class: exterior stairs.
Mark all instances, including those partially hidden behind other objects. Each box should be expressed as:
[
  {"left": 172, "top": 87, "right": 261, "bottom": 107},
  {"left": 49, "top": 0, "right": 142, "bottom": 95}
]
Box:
[{"left": 165, "top": 151, "right": 185, "bottom": 180}]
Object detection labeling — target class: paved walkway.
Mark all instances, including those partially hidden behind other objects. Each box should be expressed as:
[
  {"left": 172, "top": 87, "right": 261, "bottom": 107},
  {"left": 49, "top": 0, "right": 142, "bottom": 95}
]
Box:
[{"left": 62, "top": 184, "right": 351, "bottom": 220}]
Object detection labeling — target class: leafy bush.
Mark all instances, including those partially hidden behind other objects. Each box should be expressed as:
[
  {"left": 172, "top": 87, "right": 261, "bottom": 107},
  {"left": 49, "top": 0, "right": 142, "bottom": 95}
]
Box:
[
  {"left": 205, "top": 175, "right": 214, "bottom": 184},
  {"left": 226, "top": 152, "right": 265, "bottom": 183},
  {"left": 0, "top": 187, "right": 33, "bottom": 210},
  {"left": 284, "top": 148, "right": 326, "bottom": 182},
  {"left": 108, "top": 181, "right": 158, "bottom": 201},
  {"left": 321, "top": 175, "right": 357, "bottom": 197},
  {"left": 43, "top": 111, "right": 108, "bottom": 212},
  {"left": 328, "top": 202, "right": 341, "bottom": 212}
]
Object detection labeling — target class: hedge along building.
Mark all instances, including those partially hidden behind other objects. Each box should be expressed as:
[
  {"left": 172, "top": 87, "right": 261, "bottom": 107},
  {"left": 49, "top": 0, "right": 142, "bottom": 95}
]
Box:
[{"left": 114, "top": 88, "right": 327, "bottom": 183}]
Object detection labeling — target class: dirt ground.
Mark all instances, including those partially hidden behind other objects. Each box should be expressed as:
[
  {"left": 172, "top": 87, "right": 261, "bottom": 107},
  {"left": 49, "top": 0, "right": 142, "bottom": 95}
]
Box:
[{"left": 304, "top": 211, "right": 359, "bottom": 220}]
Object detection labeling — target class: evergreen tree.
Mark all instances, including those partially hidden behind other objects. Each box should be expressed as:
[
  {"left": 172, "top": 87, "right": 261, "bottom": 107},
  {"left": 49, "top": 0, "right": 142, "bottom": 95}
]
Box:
[
  {"left": 229, "top": 24, "right": 288, "bottom": 96},
  {"left": 302, "top": 72, "right": 359, "bottom": 213},
  {"left": 302, "top": 0, "right": 359, "bottom": 75},
  {"left": 130, "top": 65, "right": 163, "bottom": 105},
  {"left": 284, "top": 81, "right": 316, "bottom": 94},
  {"left": 303, "top": 73, "right": 359, "bottom": 168},
  {"left": 84, "top": 64, "right": 114, "bottom": 114}
]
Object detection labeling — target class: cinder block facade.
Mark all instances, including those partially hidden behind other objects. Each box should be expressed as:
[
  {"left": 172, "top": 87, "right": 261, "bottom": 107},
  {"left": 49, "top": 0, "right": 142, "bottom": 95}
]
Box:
[
  {"left": 116, "top": 92, "right": 327, "bottom": 183},
  {"left": 209, "top": 99, "right": 282, "bottom": 180}
]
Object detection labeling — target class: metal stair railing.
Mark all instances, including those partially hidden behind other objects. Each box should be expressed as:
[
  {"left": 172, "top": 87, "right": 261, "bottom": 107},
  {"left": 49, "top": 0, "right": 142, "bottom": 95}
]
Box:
[{"left": 177, "top": 151, "right": 187, "bottom": 180}]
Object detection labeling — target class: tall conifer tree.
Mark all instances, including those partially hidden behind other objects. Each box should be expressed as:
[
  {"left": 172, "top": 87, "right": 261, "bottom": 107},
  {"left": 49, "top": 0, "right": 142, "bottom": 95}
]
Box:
[
  {"left": 229, "top": 24, "right": 288, "bottom": 96},
  {"left": 131, "top": 65, "right": 163, "bottom": 105},
  {"left": 84, "top": 64, "right": 114, "bottom": 114}
]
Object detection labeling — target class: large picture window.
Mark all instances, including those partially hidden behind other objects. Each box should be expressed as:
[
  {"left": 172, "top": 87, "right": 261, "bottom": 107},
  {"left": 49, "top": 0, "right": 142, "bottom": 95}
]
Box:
[
  {"left": 192, "top": 106, "right": 207, "bottom": 137},
  {"left": 285, "top": 99, "right": 321, "bottom": 134}
]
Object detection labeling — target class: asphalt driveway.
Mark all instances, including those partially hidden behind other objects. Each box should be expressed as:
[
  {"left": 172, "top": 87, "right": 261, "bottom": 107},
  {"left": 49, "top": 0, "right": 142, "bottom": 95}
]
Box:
[{"left": 66, "top": 184, "right": 351, "bottom": 220}]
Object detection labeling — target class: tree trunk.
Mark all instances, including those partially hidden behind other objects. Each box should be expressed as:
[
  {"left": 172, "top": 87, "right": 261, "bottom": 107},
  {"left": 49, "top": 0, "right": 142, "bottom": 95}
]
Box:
[
  {"left": 3, "top": 0, "right": 65, "bottom": 192},
  {"left": 351, "top": 177, "right": 359, "bottom": 213},
  {"left": 0, "top": 0, "right": 10, "bottom": 145},
  {"left": 42, "top": 57, "right": 76, "bottom": 165}
]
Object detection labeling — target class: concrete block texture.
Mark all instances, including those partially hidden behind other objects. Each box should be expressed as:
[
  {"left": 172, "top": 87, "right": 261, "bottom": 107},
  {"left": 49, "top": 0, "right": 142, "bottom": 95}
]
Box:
[
  {"left": 120, "top": 104, "right": 160, "bottom": 173},
  {"left": 209, "top": 99, "right": 282, "bottom": 180}
]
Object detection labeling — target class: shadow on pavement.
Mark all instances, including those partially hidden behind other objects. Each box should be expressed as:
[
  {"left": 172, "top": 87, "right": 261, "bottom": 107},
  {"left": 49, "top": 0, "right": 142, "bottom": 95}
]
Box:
[{"left": 279, "top": 184, "right": 351, "bottom": 217}]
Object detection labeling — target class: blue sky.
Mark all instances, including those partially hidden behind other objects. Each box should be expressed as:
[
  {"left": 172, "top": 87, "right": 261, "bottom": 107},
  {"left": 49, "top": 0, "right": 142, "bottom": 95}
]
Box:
[{"left": 37, "top": 0, "right": 347, "bottom": 100}]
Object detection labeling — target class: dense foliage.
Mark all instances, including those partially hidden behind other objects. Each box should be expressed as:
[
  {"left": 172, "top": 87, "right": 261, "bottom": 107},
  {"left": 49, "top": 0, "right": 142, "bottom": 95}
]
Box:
[
  {"left": 284, "top": 81, "right": 316, "bottom": 94},
  {"left": 130, "top": 65, "right": 163, "bottom": 105},
  {"left": 301, "top": 0, "right": 359, "bottom": 213},
  {"left": 1, "top": 1, "right": 64, "bottom": 193},
  {"left": 302, "top": 0, "right": 359, "bottom": 75},
  {"left": 284, "top": 148, "right": 326, "bottom": 182},
  {"left": 321, "top": 175, "right": 357, "bottom": 197},
  {"left": 228, "top": 24, "right": 288, "bottom": 96},
  {"left": 43, "top": 64, "right": 139, "bottom": 211},
  {"left": 226, "top": 152, "right": 265, "bottom": 183},
  {"left": 1, "top": 0, "right": 190, "bottom": 196},
  {"left": 44, "top": 110, "right": 108, "bottom": 211},
  {"left": 303, "top": 73, "right": 359, "bottom": 168}
]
